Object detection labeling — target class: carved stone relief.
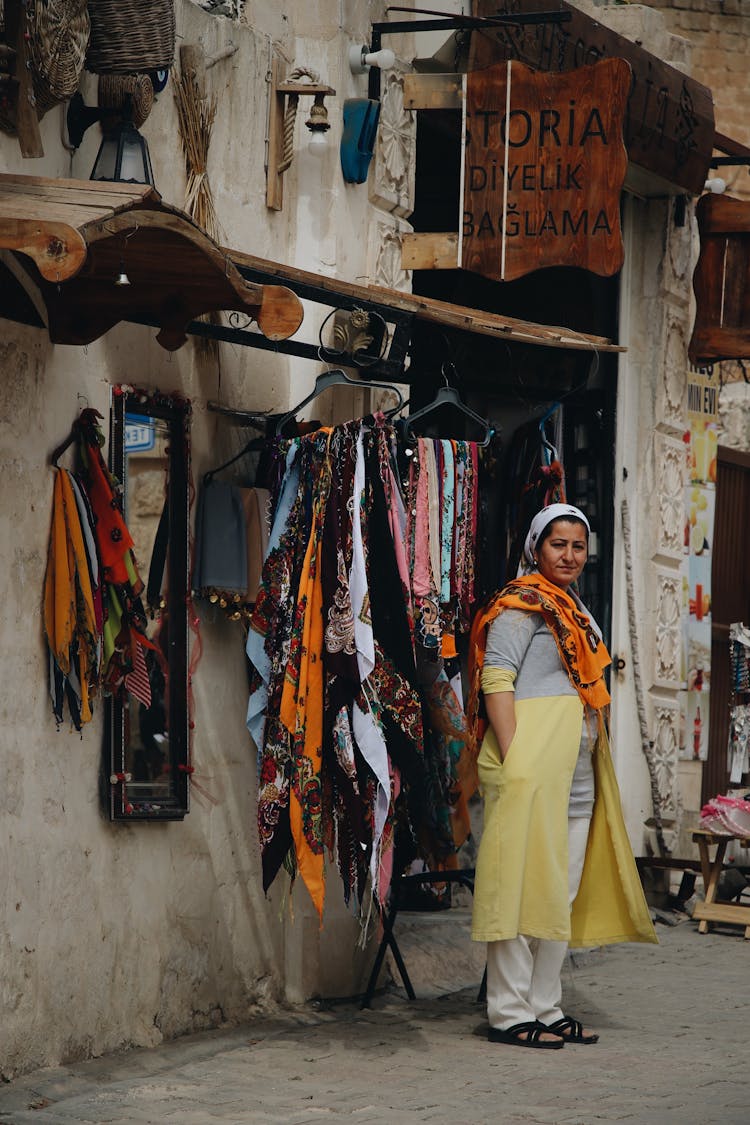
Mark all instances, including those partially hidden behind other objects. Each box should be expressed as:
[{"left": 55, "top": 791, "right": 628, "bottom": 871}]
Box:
[
  {"left": 657, "top": 315, "right": 688, "bottom": 433},
  {"left": 664, "top": 208, "right": 694, "bottom": 293},
  {"left": 370, "top": 67, "right": 416, "bottom": 219},
  {"left": 367, "top": 213, "right": 413, "bottom": 293},
  {"left": 651, "top": 702, "right": 682, "bottom": 853},
  {"left": 653, "top": 569, "right": 682, "bottom": 690},
  {"left": 654, "top": 432, "right": 687, "bottom": 560}
]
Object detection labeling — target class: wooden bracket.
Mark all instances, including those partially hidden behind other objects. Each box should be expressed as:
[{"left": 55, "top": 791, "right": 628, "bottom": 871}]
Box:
[{"left": 266, "top": 57, "right": 336, "bottom": 211}]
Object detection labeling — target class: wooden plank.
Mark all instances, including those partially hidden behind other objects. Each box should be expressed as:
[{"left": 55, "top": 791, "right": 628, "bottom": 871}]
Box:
[
  {"left": 266, "top": 56, "right": 285, "bottom": 212},
  {"left": 0, "top": 200, "right": 117, "bottom": 229},
  {"left": 403, "top": 73, "right": 462, "bottom": 111},
  {"left": 0, "top": 186, "right": 137, "bottom": 215},
  {"left": 227, "top": 246, "right": 623, "bottom": 351},
  {"left": 401, "top": 231, "right": 459, "bottom": 270},
  {"left": 692, "top": 900, "right": 750, "bottom": 926},
  {"left": 11, "top": 4, "right": 43, "bottom": 158},
  {"left": 472, "top": 0, "right": 714, "bottom": 196},
  {"left": 0, "top": 172, "right": 154, "bottom": 203},
  {"left": 698, "top": 197, "right": 750, "bottom": 234}
]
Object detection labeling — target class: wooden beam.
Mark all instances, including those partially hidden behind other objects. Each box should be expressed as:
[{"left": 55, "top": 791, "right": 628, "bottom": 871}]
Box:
[
  {"left": 401, "top": 232, "right": 459, "bottom": 270},
  {"left": 228, "top": 245, "right": 624, "bottom": 353},
  {"left": 266, "top": 56, "right": 285, "bottom": 211},
  {"left": 10, "top": 0, "right": 43, "bottom": 158},
  {"left": 714, "top": 131, "right": 750, "bottom": 161}
]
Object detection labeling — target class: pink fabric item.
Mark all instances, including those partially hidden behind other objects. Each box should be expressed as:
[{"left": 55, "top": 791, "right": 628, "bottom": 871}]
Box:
[
  {"left": 378, "top": 765, "right": 401, "bottom": 905},
  {"left": 425, "top": 440, "right": 442, "bottom": 594},
  {"left": 701, "top": 794, "right": 750, "bottom": 836},
  {"left": 412, "top": 440, "right": 433, "bottom": 597},
  {"left": 387, "top": 464, "right": 412, "bottom": 611}
]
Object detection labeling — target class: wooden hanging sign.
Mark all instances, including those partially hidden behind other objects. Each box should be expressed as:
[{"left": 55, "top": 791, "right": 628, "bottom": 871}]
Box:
[
  {"left": 689, "top": 194, "right": 750, "bottom": 366},
  {"left": 460, "top": 58, "right": 630, "bottom": 283},
  {"left": 471, "top": 0, "right": 715, "bottom": 198}
]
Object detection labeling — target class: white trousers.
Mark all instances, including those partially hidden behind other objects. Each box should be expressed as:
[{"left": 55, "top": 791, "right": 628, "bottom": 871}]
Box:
[{"left": 486, "top": 816, "right": 591, "bottom": 1030}]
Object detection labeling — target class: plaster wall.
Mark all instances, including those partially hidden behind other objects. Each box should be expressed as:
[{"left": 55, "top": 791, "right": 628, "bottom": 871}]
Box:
[{"left": 0, "top": 0, "right": 415, "bottom": 1079}]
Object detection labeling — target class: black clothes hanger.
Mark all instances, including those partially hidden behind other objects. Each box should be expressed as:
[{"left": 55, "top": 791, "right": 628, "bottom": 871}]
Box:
[
  {"left": 49, "top": 429, "right": 77, "bottom": 468},
  {"left": 273, "top": 368, "right": 405, "bottom": 436},
  {"left": 203, "top": 409, "right": 268, "bottom": 483},
  {"left": 48, "top": 408, "right": 103, "bottom": 467},
  {"left": 399, "top": 365, "right": 492, "bottom": 447},
  {"left": 203, "top": 434, "right": 267, "bottom": 484}
]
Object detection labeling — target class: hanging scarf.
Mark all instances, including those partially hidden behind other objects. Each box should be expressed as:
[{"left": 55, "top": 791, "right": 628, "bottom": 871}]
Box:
[
  {"left": 76, "top": 410, "right": 142, "bottom": 592},
  {"left": 44, "top": 469, "right": 99, "bottom": 726},
  {"left": 279, "top": 448, "right": 330, "bottom": 921},
  {"left": 467, "top": 571, "right": 611, "bottom": 753}
]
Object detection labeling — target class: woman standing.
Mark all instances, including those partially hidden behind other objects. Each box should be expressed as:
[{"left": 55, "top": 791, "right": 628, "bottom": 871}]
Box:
[{"left": 468, "top": 504, "right": 656, "bottom": 1049}]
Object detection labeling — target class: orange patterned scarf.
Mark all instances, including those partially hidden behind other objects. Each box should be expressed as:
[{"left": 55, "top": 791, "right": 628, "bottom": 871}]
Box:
[{"left": 467, "top": 573, "right": 611, "bottom": 752}]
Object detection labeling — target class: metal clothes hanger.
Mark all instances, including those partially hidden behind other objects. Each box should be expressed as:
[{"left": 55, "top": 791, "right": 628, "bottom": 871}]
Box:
[
  {"left": 399, "top": 363, "right": 492, "bottom": 447},
  {"left": 49, "top": 428, "right": 77, "bottom": 468},
  {"left": 538, "top": 402, "right": 561, "bottom": 466},
  {"left": 273, "top": 367, "right": 405, "bottom": 436},
  {"left": 203, "top": 431, "right": 266, "bottom": 484},
  {"left": 48, "top": 408, "right": 102, "bottom": 467}
]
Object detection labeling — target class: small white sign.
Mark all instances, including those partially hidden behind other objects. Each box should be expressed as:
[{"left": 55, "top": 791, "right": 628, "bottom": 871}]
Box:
[{"left": 125, "top": 416, "right": 155, "bottom": 453}]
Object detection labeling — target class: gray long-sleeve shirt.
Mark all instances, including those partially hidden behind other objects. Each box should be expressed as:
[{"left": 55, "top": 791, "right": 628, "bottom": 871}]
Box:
[{"left": 484, "top": 608, "right": 595, "bottom": 817}]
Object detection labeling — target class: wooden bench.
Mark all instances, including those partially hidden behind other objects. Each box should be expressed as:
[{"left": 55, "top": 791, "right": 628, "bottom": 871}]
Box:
[{"left": 692, "top": 830, "right": 750, "bottom": 938}]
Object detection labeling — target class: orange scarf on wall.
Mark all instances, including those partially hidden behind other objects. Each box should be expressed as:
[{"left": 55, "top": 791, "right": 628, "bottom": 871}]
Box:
[
  {"left": 43, "top": 470, "right": 99, "bottom": 723},
  {"left": 466, "top": 573, "right": 611, "bottom": 753}
]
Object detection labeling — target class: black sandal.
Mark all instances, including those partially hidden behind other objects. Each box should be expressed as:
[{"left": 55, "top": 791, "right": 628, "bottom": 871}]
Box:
[
  {"left": 544, "top": 1016, "right": 599, "bottom": 1044},
  {"left": 488, "top": 1020, "right": 565, "bottom": 1049}
]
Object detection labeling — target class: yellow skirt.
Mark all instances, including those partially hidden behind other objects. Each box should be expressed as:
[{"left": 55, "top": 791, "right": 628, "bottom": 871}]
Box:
[{"left": 471, "top": 695, "right": 657, "bottom": 948}]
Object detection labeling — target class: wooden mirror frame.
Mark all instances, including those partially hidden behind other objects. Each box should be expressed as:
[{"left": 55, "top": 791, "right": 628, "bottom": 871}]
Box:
[{"left": 104, "top": 388, "right": 191, "bottom": 821}]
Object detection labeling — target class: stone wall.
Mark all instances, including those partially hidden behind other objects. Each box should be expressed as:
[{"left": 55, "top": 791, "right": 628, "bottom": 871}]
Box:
[{"left": 642, "top": 0, "right": 750, "bottom": 200}]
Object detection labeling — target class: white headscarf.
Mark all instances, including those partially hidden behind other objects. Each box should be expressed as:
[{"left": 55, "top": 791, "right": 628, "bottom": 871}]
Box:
[{"left": 517, "top": 503, "right": 590, "bottom": 577}]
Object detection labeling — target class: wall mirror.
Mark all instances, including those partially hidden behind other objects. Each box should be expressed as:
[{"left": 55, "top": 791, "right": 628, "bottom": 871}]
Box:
[{"left": 105, "top": 389, "right": 191, "bottom": 821}]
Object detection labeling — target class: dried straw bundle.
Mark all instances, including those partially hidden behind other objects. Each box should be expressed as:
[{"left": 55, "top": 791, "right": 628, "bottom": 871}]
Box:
[
  {"left": 173, "top": 63, "right": 220, "bottom": 354},
  {"left": 173, "top": 66, "right": 219, "bottom": 242}
]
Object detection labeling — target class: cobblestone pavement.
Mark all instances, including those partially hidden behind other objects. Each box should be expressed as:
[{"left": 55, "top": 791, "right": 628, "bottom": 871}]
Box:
[{"left": 0, "top": 913, "right": 747, "bottom": 1125}]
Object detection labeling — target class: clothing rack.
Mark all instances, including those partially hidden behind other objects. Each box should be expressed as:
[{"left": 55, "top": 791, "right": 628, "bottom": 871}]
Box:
[{"left": 361, "top": 867, "right": 486, "bottom": 1008}]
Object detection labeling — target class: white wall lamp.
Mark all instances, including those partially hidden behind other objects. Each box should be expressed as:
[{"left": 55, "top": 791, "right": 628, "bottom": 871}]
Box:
[
  {"left": 266, "top": 61, "right": 336, "bottom": 210},
  {"left": 348, "top": 44, "right": 396, "bottom": 75}
]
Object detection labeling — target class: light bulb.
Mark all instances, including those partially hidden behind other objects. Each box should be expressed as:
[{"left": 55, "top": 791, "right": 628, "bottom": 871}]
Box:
[
  {"left": 364, "top": 47, "right": 395, "bottom": 71},
  {"left": 349, "top": 44, "right": 396, "bottom": 74},
  {"left": 307, "top": 130, "right": 328, "bottom": 157}
]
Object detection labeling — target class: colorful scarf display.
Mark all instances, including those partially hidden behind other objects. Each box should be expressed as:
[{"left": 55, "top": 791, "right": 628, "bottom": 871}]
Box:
[
  {"left": 247, "top": 418, "right": 483, "bottom": 919},
  {"left": 43, "top": 409, "right": 151, "bottom": 729}
]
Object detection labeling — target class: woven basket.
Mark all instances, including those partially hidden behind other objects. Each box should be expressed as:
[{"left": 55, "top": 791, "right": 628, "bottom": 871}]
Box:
[
  {"left": 98, "top": 73, "right": 154, "bottom": 128},
  {"left": 26, "top": 0, "right": 90, "bottom": 117},
  {"left": 86, "top": 0, "right": 175, "bottom": 75}
]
